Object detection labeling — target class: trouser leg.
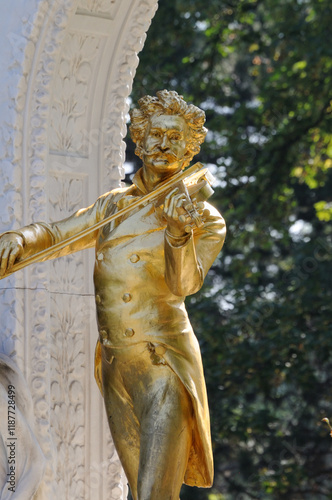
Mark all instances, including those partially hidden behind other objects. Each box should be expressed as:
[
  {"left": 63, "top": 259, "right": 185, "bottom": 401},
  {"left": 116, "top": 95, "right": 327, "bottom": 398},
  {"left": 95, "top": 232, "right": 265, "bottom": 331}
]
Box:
[
  {"left": 137, "top": 370, "right": 193, "bottom": 500},
  {"left": 101, "top": 346, "right": 193, "bottom": 500},
  {"left": 101, "top": 355, "right": 140, "bottom": 500}
]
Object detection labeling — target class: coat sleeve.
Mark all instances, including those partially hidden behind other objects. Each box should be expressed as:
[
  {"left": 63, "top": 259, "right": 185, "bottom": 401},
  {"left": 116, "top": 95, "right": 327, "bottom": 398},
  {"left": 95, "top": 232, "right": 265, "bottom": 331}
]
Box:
[
  {"left": 164, "top": 202, "right": 226, "bottom": 297},
  {"left": 13, "top": 192, "right": 114, "bottom": 262}
]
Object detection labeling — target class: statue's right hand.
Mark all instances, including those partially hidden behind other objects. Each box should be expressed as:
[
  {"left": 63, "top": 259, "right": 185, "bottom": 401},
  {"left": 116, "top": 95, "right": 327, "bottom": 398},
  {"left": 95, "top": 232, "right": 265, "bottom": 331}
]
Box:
[{"left": 0, "top": 233, "right": 24, "bottom": 277}]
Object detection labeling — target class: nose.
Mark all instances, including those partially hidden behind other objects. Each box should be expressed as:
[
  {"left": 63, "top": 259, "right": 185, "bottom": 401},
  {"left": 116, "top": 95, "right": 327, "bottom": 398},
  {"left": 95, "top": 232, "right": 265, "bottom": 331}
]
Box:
[{"left": 160, "top": 134, "right": 169, "bottom": 150}]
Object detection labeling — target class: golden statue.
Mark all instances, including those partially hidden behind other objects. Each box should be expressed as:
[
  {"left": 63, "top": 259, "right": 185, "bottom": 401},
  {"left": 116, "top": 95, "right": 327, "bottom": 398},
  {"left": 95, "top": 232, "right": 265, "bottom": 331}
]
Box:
[{"left": 0, "top": 90, "right": 226, "bottom": 500}]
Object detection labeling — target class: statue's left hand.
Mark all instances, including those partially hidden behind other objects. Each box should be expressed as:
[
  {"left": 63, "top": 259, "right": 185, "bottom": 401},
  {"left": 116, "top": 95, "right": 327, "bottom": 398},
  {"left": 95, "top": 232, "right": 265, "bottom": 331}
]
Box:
[
  {"left": 163, "top": 187, "right": 204, "bottom": 237},
  {"left": 163, "top": 187, "right": 191, "bottom": 237},
  {"left": 0, "top": 233, "right": 24, "bottom": 276}
]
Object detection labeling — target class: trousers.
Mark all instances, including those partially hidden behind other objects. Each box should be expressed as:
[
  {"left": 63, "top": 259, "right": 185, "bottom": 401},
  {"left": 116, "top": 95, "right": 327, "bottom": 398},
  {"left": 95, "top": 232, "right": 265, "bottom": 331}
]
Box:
[{"left": 101, "top": 343, "right": 194, "bottom": 500}]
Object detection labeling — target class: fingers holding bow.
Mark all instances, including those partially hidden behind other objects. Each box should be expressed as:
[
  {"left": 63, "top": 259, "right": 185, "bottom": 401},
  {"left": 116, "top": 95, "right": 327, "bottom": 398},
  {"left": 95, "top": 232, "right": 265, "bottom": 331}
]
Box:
[
  {"left": 163, "top": 187, "right": 205, "bottom": 237},
  {"left": 164, "top": 188, "right": 188, "bottom": 220}
]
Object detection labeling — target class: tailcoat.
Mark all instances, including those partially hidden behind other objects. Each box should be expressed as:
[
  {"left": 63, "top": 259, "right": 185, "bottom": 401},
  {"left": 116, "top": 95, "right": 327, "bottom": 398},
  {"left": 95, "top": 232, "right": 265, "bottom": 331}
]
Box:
[{"left": 16, "top": 168, "right": 226, "bottom": 487}]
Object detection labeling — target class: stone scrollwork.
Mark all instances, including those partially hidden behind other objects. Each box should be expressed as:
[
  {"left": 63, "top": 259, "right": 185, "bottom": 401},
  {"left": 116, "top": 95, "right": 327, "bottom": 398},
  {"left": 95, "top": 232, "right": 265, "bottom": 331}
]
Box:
[
  {"left": 77, "top": 0, "right": 121, "bottom": 19},
  {"left": 50, "top": 294, "right": 86, "bottom": 499}
]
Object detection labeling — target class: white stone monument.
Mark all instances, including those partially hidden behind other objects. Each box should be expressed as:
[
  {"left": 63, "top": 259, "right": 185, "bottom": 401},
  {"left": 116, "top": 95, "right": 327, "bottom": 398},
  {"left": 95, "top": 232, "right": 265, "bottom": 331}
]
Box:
[{"left": 0, "top": 1, "right": 158, "bottom": 498}]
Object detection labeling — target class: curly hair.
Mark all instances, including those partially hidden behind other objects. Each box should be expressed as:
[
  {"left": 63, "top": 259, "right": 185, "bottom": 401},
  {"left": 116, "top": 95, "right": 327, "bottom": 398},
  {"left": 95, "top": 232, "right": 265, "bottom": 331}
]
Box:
[{"left": 129, "top": 90, "right": 207, "bottom": 168}]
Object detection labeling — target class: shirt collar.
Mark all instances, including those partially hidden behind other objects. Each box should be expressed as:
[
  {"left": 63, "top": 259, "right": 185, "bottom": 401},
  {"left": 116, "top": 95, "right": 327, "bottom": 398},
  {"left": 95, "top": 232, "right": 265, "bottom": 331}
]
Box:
[{"left": 131, "top": 168, "right": 149, "bottom": 195}]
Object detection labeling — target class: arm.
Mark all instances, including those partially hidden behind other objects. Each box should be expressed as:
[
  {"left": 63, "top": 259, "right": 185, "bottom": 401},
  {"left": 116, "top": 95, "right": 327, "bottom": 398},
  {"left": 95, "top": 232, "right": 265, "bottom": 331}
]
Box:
[
  {"left": 0, "top": 191, "right": 113, "bottom": 276},
  {"left": 163, "top": 191, "right": 226, "bottom": 297}
]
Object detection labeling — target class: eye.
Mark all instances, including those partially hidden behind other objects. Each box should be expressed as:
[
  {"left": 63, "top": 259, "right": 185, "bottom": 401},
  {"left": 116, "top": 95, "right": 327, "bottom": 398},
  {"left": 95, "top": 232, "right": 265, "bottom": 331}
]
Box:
[
  {"left": 169, "top": 132, "right": 182, "bottom": 141},
  {"left": 150, "top": 130, "right": 162, "bottom": 138}
]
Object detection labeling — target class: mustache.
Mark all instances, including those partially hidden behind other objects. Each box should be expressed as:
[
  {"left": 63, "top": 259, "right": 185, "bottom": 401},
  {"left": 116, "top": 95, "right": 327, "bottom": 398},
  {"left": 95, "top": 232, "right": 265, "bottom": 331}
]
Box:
[{"left": 139, "top": 146, "right": 179, "bottom": 160}]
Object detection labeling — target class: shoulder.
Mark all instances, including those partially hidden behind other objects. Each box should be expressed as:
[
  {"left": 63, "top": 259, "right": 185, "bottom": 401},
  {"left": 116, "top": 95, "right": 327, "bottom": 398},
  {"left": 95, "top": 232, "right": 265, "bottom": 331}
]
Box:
[
  {"left": 99, "top": 184, "right": 133, "bottom": 201},
  {"left": 196, "top": 201, "right": 226, "bottom": 243},
  {"left": 95, "top": 185, "right": 135, "bottom": 214},
  {"left": 204, "top": 201, "right": 226, "bottom": 226}
]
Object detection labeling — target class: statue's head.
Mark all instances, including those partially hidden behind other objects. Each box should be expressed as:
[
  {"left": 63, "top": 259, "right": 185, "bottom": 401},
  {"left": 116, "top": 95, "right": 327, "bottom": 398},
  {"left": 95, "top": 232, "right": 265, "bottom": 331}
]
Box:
[{"left": 130, "top": 90, "right": 207, "bottom": 169}]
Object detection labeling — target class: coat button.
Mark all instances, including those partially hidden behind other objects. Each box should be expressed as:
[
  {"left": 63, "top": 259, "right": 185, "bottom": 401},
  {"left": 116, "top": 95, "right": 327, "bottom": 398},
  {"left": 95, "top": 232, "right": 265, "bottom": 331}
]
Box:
[
  {"left": 130, "top": 254, "right": 140, "bottom": 263},
  {"left": 99, "top": 329, "right": 112, "bottom": 346},
  {"left": 155, "top": 345, "right": 166, "bottom": 355},
  {"left": 124, "top": 328, "right": 135, "bottom": 337},
  {"left": 122, "top": 293, "right": 132, "bottom": 303},
  {"left": 100, "top": 329, "right": 107, "bottom": 339},
  {"left": 96, "top": 294, "right": 101, "bottom": 304},
  {"left": 97, "top": 252, "right": 104, "bottom": 261}
]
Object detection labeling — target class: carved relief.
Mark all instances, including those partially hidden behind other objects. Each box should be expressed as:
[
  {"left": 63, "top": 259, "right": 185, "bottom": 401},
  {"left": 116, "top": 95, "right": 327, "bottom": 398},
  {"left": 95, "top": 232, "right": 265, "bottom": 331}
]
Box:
[
  {"left": 29, "top": 287, "right": 57, "bottom": 499},
  {"left": 106, "top": 432, "right": 129, "bottom": 499},
  {"left": 49, "top": 173, "right": 85, "bottom": 217},
  {"left": 49, "top": 33, "right": 101, "bottom": 156},
  {"left": 0, "top": 286, "right": 24, "bottom": 360},
  {"left": 25, "top": 4, "right": 86, "bottom": 498},
  {"left": 49, "top": 173, "right": 86, "bottom": 294},
  {"left": 27, "top": 0, "right": 79, "bottom": 227},
  {"left": 48, "top": 171, "right": 87, "bottom": 498},
  {"left": 77, "top": 0, "right": 121, "bottom": 19},
  {"left": 50, "top": 294, "right": 87, "bottom": 499}
]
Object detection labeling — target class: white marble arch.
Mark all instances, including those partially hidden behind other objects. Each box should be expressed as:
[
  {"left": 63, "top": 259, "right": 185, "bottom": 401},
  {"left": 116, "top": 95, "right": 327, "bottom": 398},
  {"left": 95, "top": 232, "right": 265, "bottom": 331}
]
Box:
[{"left": 0, "top": 0, "right": 158, "bottom": 498}]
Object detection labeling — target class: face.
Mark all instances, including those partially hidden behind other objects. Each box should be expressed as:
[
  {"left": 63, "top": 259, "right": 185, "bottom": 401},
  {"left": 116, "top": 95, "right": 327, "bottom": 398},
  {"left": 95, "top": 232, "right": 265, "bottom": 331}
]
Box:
[{"left": 142, "top": 114, "right": 189, "bottom": 175}]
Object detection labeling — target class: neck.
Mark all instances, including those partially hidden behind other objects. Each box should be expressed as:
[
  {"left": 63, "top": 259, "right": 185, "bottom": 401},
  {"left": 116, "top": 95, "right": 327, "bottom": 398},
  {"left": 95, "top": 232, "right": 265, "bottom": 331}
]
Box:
[
  {"left": 141, "top": 169, "right": 167, "bottom": 192},
  {"left": 141, "top": 164, "right": 184, "bottom": 192}
]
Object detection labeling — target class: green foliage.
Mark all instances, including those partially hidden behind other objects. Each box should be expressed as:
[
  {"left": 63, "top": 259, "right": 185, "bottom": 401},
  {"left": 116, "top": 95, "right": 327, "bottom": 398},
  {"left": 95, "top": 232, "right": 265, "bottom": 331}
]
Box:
[{"left": 127, "top": 0, "right": 332, "bottom": 498}]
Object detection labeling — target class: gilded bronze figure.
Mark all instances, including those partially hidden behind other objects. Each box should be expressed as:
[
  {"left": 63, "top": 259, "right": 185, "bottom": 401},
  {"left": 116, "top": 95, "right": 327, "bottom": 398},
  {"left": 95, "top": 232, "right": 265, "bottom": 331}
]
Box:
[{"left": 0, "top": 90, "right": 226, "bottom": 500}]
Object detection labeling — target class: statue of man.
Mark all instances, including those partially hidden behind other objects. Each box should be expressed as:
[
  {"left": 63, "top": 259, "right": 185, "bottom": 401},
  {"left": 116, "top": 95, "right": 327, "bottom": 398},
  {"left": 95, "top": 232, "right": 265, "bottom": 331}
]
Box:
[{"left": 0, "top": 90, "right": 226, "bottom": 499}]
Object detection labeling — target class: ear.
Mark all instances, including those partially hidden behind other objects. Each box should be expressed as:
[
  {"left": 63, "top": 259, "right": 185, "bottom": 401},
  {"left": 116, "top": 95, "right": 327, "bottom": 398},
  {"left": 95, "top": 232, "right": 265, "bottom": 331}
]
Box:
[
  {"left": 135, "top": 144, "right": 144, "bottom": 160},
  {"left": 183, "top": 149, "right": 194, "bottom": 167}
]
